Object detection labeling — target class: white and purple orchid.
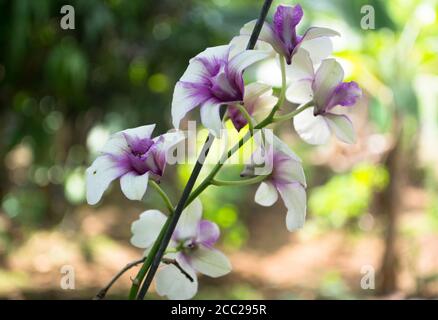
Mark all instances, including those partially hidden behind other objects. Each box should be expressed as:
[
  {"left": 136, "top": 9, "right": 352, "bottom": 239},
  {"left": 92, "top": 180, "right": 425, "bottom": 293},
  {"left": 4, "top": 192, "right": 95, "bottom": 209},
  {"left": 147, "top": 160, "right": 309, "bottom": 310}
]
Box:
[
  {"left": 131, "top": 199, "right": 231, "bottom": 300},
  {"left": 286, "top": 49, "right": 362, "bottom": 145},
  {"left": 86, "top": 124, "right": 185, "bottom": 205},
  {"left": 236, "top": 4, "right": 339, "bottom": 65},
  {"left": 171, "top": 45, "right": 271, "bottom": 137},
  {"left": 242, "top": 130, "right": 307, "bottom": 231},
  {"left": 228, "top": 82, "right": 278, "bottom": 131}
]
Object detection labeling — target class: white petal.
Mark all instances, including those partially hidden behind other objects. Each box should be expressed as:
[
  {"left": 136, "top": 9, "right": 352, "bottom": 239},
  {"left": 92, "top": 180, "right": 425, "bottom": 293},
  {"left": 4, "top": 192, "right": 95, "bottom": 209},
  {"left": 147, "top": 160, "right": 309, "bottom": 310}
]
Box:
[
  {"left": 200, "top": 100, "right": 223, "bottom": 137},
  {"left": 300, "top": 37, "right": 333, "bottom": 65},
  {"left": 277, "top": 183, "right": 307, "bottom": 231},
  {"left": 229, "top": 49, "right": 272, "bottom": 75},
  {"left": 120, "top": 171, "right": 149, "bottom": 201},
  {"left": 100, "top": 134, "right": 129, "bottom": 156},
  {"left": 153, "top": 130, "right": 186, "bottom": 165},
  {"left": 286, "top": 48, "right": 314, "bottom": 82},
  {"left": 229, "top": 35, "right": 274, "bottom": 58},
  {"left": 121, "top": 124, "right": 156, "bottom": 140},
  {"left": 175, "top": 198, "right": 203, "bottom": 240},
  {"left": 130, "top": 209, "right": 167, "bottom": 249},
  {"left": 293, "top": 107, "right": 331, "bottom": 145},
  {"left": 324, "top": 113, "right": 356, "bottom": 144},
  {"left": 263, "top": 129, "right": 302, "bottom": 162},
  {"left": 239, "top": 20, "right": 282, "bottom": 53},
  {"left": 190, "top": 245, "right": 232, "bottom": 277},
  {"left": 313, "top": 59, "right": 344, "bottom": 110},
  {"left": 286, "top": 79, "right": 314, "bottom": 104},
  {"left": 189, "top": 45, "right": 229, "bottom": 66},
  {"left": 244, "top": 82, "right": 272, "bottom": 105},
  {"left": 155, "top": 264, "right": 198, "bottom": 300},
  {"left": 275, "top": 159, "right": 307, "bottom": 187},
  {"left": 254, "top": 181, "right": 278, "bottom": 206},
  {"left": 86, "top": 155, "right": 125, "bottom": 205},
  {"left": 171, "top": 82, "right": 205, "bottom": 129},
  {"left": 301, "top": 27, "right": 340, "bottom": 42}
]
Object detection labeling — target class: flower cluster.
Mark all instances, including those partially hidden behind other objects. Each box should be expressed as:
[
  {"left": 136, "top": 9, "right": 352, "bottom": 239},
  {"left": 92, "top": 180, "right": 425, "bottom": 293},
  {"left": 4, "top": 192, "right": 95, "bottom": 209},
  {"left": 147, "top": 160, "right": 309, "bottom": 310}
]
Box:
[{"left": 86, "top": 3, "right": 362, "bottom": 300}]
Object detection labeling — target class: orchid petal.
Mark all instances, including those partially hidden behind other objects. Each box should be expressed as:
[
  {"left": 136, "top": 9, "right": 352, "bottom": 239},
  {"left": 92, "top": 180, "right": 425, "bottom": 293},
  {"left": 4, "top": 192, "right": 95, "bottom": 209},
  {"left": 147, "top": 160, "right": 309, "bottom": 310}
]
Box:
[
  {"left": 200, "top": 100, "right": 223, "bottom": 138},
  {"left": 155, "top": 264, "right": 198, "bottom": 300},
  {"left": 325, "top": 113, "right": 356, "bottom": 144},
  {"left": 100, "top": 133, "right": 129, "bottom": 156},
  {"left": 275, "top": 158, "right": 306, "bottom": 187},
  {"left": 255, "top": 181, "right": 278, "bottom": 206},
  {"left": 86, "top": 155, "right": 126, "bottom": 205},
  {"left": 286, "top": 79, "right": 313, "bottom": 104},
  {"left": 326, "top": 81, "right": 362, "bottom": 110},
  {"left": 197, "top": 220, "right": 220, "bottom": 248},
  {"left": 120, "top": 171, "right": 149, "bottom": 201},
  {"left": 293, "top": 107, "right": 331, "bottom": 145},
  {"left": 175, "top": 198, "right": 203, "bottom": 240},
  {"left": 228, "top": 49, "right": 272, "bottom": 76},
  {"left": 239, "top": 20, "right": 282, "bottom": 54},
  {"left": 300, "top": 37, "right": 334, "bottom": 65},
  {"left": 313, "top": 59, "right": 344, "bottom": 111},
  {"left": 130, "top": 209, "right": 167, "bottom": 249},
  {"left": 190, "top": 245, "right": 232, "bottom": 277},
  {"left": 273, "top": 4, "right": 303, "bottom": 46},
  {"left": 120, "top": 124, "right": 156, "bottom": 141},
  {"left": 171, "top": 81, "right": 209, "bottom": 129},
  {"left": 153, "top": 131, "right": 186, "bottom": 167},
  {"left": 277, "top": 183, "right": 307, "bottom": 231},
  {"left": 301, "top": 27, "right": 340, "bottom": 42},
  {"left": 286, "top": 48, "right": 314, "bottom": 82}
]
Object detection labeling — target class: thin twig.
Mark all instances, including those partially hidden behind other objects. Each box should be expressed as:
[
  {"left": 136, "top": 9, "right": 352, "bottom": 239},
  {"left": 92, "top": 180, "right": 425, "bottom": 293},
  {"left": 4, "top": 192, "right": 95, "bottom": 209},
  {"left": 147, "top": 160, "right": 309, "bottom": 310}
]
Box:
[
  {"left": 135, "top": 0, "right": 274, "bottom": 300},
  {"left": 94, "top": 257, "right": 146, "bottom": 300},
  {"left": 162, "top": 258, "right": 194, "bottom": 282}
]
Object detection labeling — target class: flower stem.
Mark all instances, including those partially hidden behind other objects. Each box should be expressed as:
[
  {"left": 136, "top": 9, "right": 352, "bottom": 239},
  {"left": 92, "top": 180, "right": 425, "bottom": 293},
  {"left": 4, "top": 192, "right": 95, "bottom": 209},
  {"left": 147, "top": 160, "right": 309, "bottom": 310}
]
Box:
[
  {"left": 235, "top": 103, "right": 254, "bottom": 134},
  {"left": 149, "top": 180, "right": 174, "bottom": 214},
  {"left": 273, "top": 101, "right": 313, "bottom": 123},
  {"left": 211, "top": 175, "right": 267, "bottom": 186}
]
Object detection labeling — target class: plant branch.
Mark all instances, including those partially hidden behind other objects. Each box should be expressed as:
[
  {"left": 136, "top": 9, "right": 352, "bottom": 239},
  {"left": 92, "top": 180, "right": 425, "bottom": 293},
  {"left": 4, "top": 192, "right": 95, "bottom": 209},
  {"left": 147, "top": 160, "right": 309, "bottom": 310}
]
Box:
[
  {"left": 273, "top": 101, "right": 313, "bottom": 122},
  {"left": 133, "top": 0, "right": 274, "bottom": 300},
  {"left": 150, "top": 180, "right": 174, "bottom": 214},
  {"left": 162, "top": 258, "right": 194, "bottom": 282},
  {"left": 235, "top": 104, "right": 254, "bottom": 134},
  {"left": 211, "top": 175, "right": 267, "bottom": 186},
  {"left": 94, "top": 257, "right": 146, "bottom": 300}
]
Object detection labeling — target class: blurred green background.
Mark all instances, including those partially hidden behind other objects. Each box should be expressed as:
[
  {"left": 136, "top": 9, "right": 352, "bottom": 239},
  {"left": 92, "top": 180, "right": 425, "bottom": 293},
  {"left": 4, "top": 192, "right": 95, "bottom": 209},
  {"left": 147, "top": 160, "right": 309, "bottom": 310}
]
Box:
[{"left": 0, "top": 0, "right": 438, "bottom": 299}]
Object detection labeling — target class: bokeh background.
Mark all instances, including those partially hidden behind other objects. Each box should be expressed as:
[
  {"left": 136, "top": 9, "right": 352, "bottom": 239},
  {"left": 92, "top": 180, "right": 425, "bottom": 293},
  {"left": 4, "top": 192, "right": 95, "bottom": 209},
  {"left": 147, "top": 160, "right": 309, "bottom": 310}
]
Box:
[{"left": 1, "top": 0, "right": 438, "bottom": 299}]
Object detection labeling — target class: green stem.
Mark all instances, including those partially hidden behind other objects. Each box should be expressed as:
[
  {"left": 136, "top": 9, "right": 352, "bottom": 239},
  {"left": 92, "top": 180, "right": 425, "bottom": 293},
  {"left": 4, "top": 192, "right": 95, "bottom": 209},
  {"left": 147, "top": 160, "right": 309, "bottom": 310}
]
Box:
[
  {"left": 276, "top": 55, "right": 287, "bottom": 113},
  {"left": 273, "top": 101, "right": 313, "bottom": 123},
  {"left": 211, "top": 175, "right": 267, "bottom": 186},
  {"left": 235, "top": 103, "right": 254, "bottom": 134},
  {"left": 149, "top": 180, "right": 174, "bottom": 214}
]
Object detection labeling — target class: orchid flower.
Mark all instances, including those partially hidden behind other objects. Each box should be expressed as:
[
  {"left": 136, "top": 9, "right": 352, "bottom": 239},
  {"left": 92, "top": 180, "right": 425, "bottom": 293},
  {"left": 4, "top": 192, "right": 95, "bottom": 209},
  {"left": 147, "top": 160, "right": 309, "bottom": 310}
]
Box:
[
  {"left": 286, "top": 49, "right": 362, "bottom": 145},
  {"left": 228, "top": 82, "right": 278, "bottom": 131},
  {"left": 130, "top": 199, "right": 231, "bottom": 300},
  {"left": 235, "top": 4, "right": 339, "bottom": 65},
  {"left": 171, "top": 45, "right": 271, "bottom": 137},
  {"left": 242, "top": 130, "right": 307, "bottom": 231},
  {"left": 86, "top": 125, "right": 185, "bottom": 205}
]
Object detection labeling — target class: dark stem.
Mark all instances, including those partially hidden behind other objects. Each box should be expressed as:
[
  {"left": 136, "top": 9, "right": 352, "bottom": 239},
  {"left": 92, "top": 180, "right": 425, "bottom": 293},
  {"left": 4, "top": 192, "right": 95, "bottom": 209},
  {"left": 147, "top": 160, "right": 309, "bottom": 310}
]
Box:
[
  {"left": 136, "top": 0, "right": 273, "bottom": 300},
  {"left": 162, "top": 258, "right": 194, "bottom": 282},
  {"left": 94, "top": 257, "right": 146, "bottom": 300}
]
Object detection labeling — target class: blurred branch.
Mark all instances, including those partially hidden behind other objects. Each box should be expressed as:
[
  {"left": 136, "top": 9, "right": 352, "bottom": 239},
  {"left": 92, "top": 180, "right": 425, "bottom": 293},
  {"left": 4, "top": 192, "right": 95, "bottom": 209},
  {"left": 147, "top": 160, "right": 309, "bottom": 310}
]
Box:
[
  {"left": 94, "top": 256, "right": 193, "bottom": 299},
  {"left": 94, "top": 257, "right": 146, "bottom": 300}
]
